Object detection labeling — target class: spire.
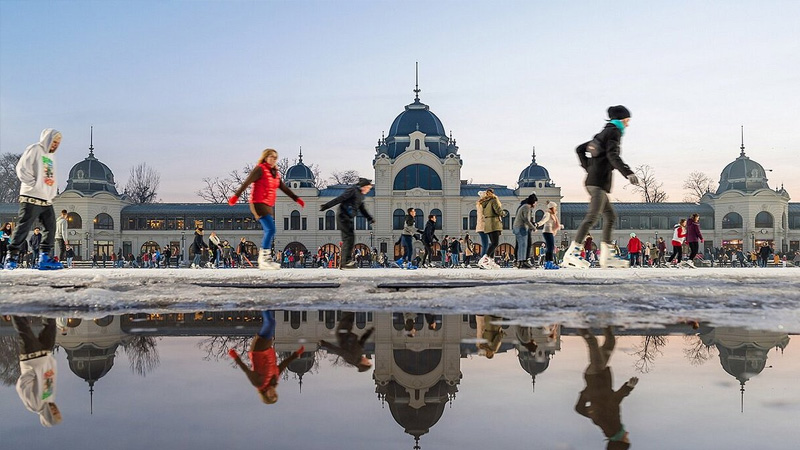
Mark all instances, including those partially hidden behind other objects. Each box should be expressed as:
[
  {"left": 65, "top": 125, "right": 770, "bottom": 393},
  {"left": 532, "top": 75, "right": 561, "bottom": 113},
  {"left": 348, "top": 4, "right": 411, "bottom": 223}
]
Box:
[
  {"left": 298, "top": 146, "right": 303, "bottom": 164},
  {"left": 299, "top": 373, "right": 304, "bottom": 394},
  {"left": 89, "top": 380, "right": 95, "bottom": 415},
  {"left": 531, "top": 146, "right": 537, "bottom": 164},
  {"left": 89, "top": 126, "right": 95, "bottom": 158},
  {"left": 740, "top": 381, "right": 745, "bottom": 413},
  {"left": 413, "top": 61, "right": 421, "bottom": 101},
  {"left": 414, "top": 436, "right": 421, "bottom": 450},
  {"left": 740, "top": 125, "right": 746, "bottom": 157}
]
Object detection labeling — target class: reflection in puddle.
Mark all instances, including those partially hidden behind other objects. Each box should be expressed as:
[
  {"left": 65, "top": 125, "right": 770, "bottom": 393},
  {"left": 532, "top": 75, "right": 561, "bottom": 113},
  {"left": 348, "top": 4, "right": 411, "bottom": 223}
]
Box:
[{"left": 0, "top": 311, "right": 796, "bottom": 449}]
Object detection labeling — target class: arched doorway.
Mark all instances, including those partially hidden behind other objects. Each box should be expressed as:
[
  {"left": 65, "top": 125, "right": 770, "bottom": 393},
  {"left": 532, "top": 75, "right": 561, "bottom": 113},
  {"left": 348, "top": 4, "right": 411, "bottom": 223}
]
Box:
[
  {"left": 496, "top": 243, "right": 515, "bottom": 266},
  {"left": 283, "top": 241, "right": 309, "bottom": 268},
  {"left": 353, "top": 243, "right": 370, "bottom": 260},
  {"left": 140, "top": 241, "right": 161, "bottom": 255},
  {"left": 320, "top": 243, "right": 340, "bottom": 268}
]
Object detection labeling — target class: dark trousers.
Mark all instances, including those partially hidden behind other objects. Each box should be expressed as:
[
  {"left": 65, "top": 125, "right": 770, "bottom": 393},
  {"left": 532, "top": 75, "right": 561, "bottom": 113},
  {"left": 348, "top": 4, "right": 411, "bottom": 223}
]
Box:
[
  {"left": 575, "top": 186, "right": 617, "bottom": 245},
  {"left": 400, "top": 235, "right": 413, "bottom": 263},
  {"left": 9, "top": 203, "right": 56, "bottom": 255},
  {"left": 688, "top": 242, "right": 699, "bottom": 261},
  {"left": 422, "top": 242, "right": 433, "bottom": 265},
  {"left": 338, "top": 214, "right": 355, "bottom": 265},
  {"left": 56, "top": 238, "right": 66, "bottom": 261},
  {"left": 543, "top": 232, "right": 555, "bottom": 262},
  {"left": 12, "top": 316, "right": 56, "bottom": 355},
  {"left": 486, "top": 231, "right": 500, "bottom": 259},
  {"left": 668, "top": 245, "right": 682, "bottom": 263}
]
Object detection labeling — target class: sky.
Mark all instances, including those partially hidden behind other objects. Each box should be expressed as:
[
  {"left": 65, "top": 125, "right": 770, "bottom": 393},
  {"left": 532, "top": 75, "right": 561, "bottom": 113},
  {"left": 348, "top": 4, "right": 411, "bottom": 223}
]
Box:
[{"left": 1, "top": 0, "right": 798, "bottom": 203}]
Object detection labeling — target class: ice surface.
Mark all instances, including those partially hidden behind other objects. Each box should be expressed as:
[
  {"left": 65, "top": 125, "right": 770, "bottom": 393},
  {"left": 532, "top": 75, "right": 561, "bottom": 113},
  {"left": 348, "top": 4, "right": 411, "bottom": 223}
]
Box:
[{"left": 1, "top": 267, "right": 798, "bottom": 330}]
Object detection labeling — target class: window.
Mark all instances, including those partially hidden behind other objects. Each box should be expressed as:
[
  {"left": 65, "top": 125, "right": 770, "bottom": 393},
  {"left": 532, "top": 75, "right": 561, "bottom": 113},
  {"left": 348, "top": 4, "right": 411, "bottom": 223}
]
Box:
[
  {"left": 290, "top": 210, "right": 301, "bottom": 230},
  {"left": 755, "top": 211, "right": 773, "bottom": 228},
  {"left": 468, "top": 210, "right": 477, "bottom": 230},
  {"left": 67, "top": 212, "right": 82, "bottom": 229},
  {"left": 94, "top": 213, "right": 114, "bottom": 230},
  {"left": 325, "top": 211, "right": 336, "bottom": 230},
  {"left": 414, "top": 139, "right": 420, "bottom": 150},
  {"left": 393, "top": 209, "right": 405, "bottom": 230},
  {"left": 651, "top": 216, "right": 668, "bottom": 229},
  {"left": 283, "top": 217, "right": 289, "bottom": 230},
  {"left": 301, "top": 217, "right": 307, "bottom": 231},
  {"left": 430, "top": 208, "right": 443, "bottom": 230},
  {"left": 722, "top": 212, "right": 743, "bottom": 229},
  {"left": 534, "top": 210, "right": 544, "bottom": 223},
  {"left": 415, "top": 209, "right": 424, "bottom": 229},
  {"left": 319, "top": 217, "right": 324, "bottom": 230},
  {"left": 393, "top": 164, "right": 442, "bottom": 190},
  {"left": 356, "top": 212, "right": 368, "bottom": 230},
  {"left": 502, "top": 210, "right": 510, "bottom": 230}
]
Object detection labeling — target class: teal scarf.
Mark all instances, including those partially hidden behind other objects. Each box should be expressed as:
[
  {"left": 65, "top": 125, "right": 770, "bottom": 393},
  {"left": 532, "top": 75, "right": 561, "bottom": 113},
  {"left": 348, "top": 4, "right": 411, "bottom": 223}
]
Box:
[
  {"left": 608, "top": 425, "right": 626, "bottom": 442},
  {"left": 610, "top": 119, "right": 626, "bottom": 136}
]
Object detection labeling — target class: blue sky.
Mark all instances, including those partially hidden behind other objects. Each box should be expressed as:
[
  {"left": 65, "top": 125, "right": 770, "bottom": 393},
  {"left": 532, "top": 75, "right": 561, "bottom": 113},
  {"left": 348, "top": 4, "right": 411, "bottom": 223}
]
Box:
[{"left": 1, "top": 0, "right": 798, "bottom": 202}]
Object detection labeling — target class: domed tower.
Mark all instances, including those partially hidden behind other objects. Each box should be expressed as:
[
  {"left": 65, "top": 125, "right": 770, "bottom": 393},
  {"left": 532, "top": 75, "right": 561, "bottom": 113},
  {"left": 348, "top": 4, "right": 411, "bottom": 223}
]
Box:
[
  {"left": 64, "top": 128, "right": 120, "bottom": 197},
  {"left": 518, "top": 147, "right": 554, "bottom": 189},
  {"left": 515, "top": 325, "right": 561, "bottom": 393},
  {"left": 284, "top": 350, "right": 316, "bottom": 392},
  {"left": 514, "top": 147, "right": 562, "bottom": 214},
  {"left": 715, "top": 129, "right": 771, "bottom": 194},
  {"left": 284, "top": 148, "right": 317, "bottom": 189}
]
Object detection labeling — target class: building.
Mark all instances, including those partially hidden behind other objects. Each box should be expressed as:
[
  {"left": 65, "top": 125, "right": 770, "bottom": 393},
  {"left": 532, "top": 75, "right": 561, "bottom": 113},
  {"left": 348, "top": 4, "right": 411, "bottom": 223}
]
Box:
[{"left": 1, "top": 86, "right": 797, "bottom": 261}]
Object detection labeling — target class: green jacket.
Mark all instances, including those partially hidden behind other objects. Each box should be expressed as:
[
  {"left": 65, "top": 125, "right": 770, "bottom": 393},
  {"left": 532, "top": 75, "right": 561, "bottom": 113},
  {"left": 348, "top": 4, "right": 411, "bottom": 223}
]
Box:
[{"left": 481, "top": 197, "right": 505, "bottom": 233}]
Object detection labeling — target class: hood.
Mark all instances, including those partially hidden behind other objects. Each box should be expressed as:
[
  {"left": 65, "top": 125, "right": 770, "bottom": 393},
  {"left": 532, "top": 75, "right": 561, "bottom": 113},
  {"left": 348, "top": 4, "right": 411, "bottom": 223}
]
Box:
[{"left": 38, "top": 129, "right": 61, "bottom": 153}]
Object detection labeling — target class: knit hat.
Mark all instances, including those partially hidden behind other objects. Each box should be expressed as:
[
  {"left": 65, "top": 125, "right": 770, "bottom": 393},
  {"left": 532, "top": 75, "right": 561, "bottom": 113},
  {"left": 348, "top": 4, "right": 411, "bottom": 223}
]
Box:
[
  {"left": 356, "top": 177, "right": 373, "bottom": 187},
  {"left": 477, "top": 191, "right": 485, "bottom": 198},
  {"left": 526, "top": 193, "right": 538, "bottom": 204},
  {"left": 608, "top": 105, "right": 631, "bottom": 120},
  {"left": 546, "top": 201, "right": 557, "bottom": 209},
  {"left": 630, "top": 232, "right": 636, "bottom": 237}
]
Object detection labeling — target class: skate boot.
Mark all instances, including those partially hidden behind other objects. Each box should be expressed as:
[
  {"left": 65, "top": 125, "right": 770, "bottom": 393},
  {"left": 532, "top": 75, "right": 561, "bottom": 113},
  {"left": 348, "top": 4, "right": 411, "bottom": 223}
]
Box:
[
  {"left": 477, "top": 255, "right": 491, "bottom": 270},
  {"left": 340, "top": 260, "right": 358, "bottom": 270},
  {"left": 258, "top": 249, "right": 280, "bottom": 270},
  {"left": 37, "top": 253, "right": 64, "bottom": 270},
  {"left": 561, "top": 241, "right": 590, "bottom": 269},
  {"left": 3, "top": 252, "right": 18, "bottom": 270},
  {"left": 599, "top": 242, "right": 629, "bottom": 269}
]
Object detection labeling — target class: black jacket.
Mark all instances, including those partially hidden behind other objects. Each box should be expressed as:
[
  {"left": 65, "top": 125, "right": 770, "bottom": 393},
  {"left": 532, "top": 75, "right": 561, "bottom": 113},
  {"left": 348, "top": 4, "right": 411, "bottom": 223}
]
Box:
[
  {"left": 28, "top": 233, "right": 42, "bottom": 251},
  {"left": 576, "top": 123, "right": 634, "bottom": 193},
  {"left": 422, "top": 220, "right": 438, "bottom": 244},
  {"left": 191, "top": 232, "right": 207, "bottom": 253},
  {"left": 320, "top": 185, "right": 373, "bottom": 222}
]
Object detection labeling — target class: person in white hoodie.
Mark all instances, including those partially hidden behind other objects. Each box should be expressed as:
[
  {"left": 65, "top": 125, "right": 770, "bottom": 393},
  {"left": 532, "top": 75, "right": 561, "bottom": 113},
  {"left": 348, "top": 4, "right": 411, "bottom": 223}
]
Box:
[
  {"left": 13, "top": 316, "right": 62, "bottom": 427},
  {"left": 4, "top": 129, "right": 63, "bottom": 270}
]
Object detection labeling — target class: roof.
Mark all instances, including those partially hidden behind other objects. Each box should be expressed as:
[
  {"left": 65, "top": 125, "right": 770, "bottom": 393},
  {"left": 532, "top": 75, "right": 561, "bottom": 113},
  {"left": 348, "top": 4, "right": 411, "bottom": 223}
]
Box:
[
  {"left": 788, "top": 203, "right": 800, "bottom": 213},
  {"left": 561, "top": 202, "right": 716, "bottom": 215},
  {"left": 65, "top": 151, "right": 120, "bottom": 196},
  {"left": 317, "top": 185, "right": 375, "bottom": 198},
  {"left": 121, "top": 203, "right": 253, "bottom": 216},
  {"left": 460, "top": 184, "right": 517, "bottom": 197},
  {"left": 387, "top": 98, "right": 446, "bottom": 138},
  {"left": 716, "top": 152, "right": 770, "bottom": 194}
]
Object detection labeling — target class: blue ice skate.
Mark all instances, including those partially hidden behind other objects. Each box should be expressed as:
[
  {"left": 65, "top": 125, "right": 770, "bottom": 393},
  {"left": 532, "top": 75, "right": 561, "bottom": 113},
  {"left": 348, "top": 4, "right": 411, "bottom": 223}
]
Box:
[
  {"left": 3, "top": 254, "right": 18, "bottom": 270},
  {"left": 37, "top": 253, "right": 64, "bottom": 270}
]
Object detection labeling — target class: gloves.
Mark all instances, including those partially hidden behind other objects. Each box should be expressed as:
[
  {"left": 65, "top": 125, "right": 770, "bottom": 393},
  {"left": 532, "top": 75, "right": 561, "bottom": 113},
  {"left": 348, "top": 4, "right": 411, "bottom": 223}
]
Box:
[
  {"left": 626, "top": 377, "right": 639, "bottom": 388},
  {"left": 228, "top": 349, "right": 239, "bottom": 359},
  {"left": 294, "top": 345, "right": 305, "bottom": 356},
  {"left": 296, "top": 198, "right": 305, "bottom": 208},
  {"left": 627, "top": 174, "right": 639, "bottom": 185},
  {"left": 228, "top": 195, "right": 239, "bottom": 206}
]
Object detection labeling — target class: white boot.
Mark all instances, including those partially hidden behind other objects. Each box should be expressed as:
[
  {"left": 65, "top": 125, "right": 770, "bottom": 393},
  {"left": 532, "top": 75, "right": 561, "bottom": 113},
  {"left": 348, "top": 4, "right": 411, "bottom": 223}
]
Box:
[
  {"left": 258, "top": 249, "right": 280, "bottom": 270},
  {"left": 561, "top": 241, "right": 590, "bottom": 269},
  {"left": 477, "top": 255, "right": 491, "bottom": 270},
  {"left": 599, "top": 242, "right": 629, "bottom": 268}
]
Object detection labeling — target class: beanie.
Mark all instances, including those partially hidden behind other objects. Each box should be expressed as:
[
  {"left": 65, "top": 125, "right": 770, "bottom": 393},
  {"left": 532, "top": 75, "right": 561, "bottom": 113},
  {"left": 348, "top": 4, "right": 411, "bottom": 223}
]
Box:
[
  {"left": 546, "top": 201, "right": 557, "bottom": 209},
  {"left": 357, "top": 178, "right": 373, "bottom": 187},
  {"left": 608, "top": 105, "right": 631, "bottom": 120},
  {"left": 630, "top": 232, "right": 636, "bottom": 238}
]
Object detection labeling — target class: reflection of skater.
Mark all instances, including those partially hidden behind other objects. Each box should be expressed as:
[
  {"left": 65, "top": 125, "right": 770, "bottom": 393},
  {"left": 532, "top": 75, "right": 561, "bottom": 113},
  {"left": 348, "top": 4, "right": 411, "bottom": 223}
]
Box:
[
  {"left": 228, "top": 311, "right": 304, "bottom": 404},
  {"left": 319, "top": 312, "right": 373, "bottom": 372},
  {"left": 476, "top": 315, "right": 505, "bottom": 358},
  {"left": 13, "top": 316, "right": 62, "bottom": 427},
  {"left": 575, "top": 327, "right": 637, "bottom": 449}
]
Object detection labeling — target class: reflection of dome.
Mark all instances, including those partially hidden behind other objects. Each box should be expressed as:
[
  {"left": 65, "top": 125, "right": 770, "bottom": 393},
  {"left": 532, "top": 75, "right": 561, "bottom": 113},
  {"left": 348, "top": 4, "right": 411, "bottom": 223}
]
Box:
[
  {"left": 379, "top": 379, "right": 456, "bottom": 448},
  {"left": 518, "top": 147, "right": 554, "bottom": 188},
  {"left": 715, "top": 138, "right": 770, "bottom": 194},
  {"left": 392, "top": 349, "right": 442, "bottom": 375},
  {"left": 285, "top": 351, "right": 315, "bottom": 392},
  {"left": 65, "top": 140, "right": 120, "bottom": 196},
  {"left": 284, "top": 149, "right": 316, "bottom": 188}
]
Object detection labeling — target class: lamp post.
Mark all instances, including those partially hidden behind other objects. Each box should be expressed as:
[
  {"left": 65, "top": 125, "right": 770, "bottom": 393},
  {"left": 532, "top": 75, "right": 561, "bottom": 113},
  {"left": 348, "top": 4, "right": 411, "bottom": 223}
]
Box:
[
  {"left": 751, "top": 231, "right": 755, "bottom": 253},
  {"left": 369, "top": 231, "right": 374, "bottom": 249},
  {"left": 84, "top": 232, "right": 90, "bottom": 260}
]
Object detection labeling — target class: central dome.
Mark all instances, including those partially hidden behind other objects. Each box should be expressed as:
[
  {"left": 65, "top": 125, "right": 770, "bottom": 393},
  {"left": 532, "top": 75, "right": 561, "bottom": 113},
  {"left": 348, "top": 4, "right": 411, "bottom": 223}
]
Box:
[
  {"left": 716, "top": 148, "right": 769, "bottom": 194},
  {"left": 387, "top": 98, "right": 446, "bottom": 138},
  {"left": 65, "top": 148, "right": 120, "bottom": 196}
]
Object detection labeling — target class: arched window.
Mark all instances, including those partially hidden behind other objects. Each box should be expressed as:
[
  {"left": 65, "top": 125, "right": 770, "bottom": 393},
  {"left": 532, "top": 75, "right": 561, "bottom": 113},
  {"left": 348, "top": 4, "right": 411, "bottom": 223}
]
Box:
[
  {"left": 393, "top": 209, "right": 405, "bottom": 230},
  {"left": 67, "top": 212, "right": 82, "bottom": 229},
  {"left": 393, "top": 164, "right": 442, "bottom": 190},
  {"left": 356, "top": 212, "right": 370, "bottom": 230},
  {"left": 755, "top": 211, "right": 773, "bottom": 228},
  {"left": 431, "top": 208, "right": 443, "bottom": 230},
  {"left": 722, "top": 212, "right": 743, "bottom": 229},
  {"left": 94, "top": 213, "right": 114, "bottom": 230},
  {"left": 502, "top": 210, "right": 511, "bottom": 230},
  {"left": 468, "top": 210, "right": 477, "bottom": 230},
  {"left": 140, "top": 241, "right": 160, "bottom": 254},
  {"left": 415, "top": 208, "right": 424, "bottom": 229},
  {"left": 414, "top": 139, "right": 420, "bottom": 150},
  {"left": 325, "top": 210, "right": 335, "bottom": 230},
  {"left": 290, "top": 210, "right": 301, "bottom": 230},
  {"left": 534, "top": 209, "right": 545, "bottom": 222}
]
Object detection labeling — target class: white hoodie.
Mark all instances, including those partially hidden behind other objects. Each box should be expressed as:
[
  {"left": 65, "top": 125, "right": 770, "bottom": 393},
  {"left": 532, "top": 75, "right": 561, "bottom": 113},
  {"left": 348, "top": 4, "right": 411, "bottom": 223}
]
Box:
[
  {"left": 16, "top": 354, "right": 58, "bottom": 427},
  {"left": 16, "top": 129, "right": 60, "bottom": 202}
]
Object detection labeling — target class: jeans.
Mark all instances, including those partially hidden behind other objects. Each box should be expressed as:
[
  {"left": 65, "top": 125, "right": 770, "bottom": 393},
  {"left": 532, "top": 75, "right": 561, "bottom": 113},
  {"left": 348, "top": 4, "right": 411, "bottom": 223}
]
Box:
[
  {"left": 513, "top": 227, "right": 528, "bottom": 261},
  {"left": 543, "top": 232, "right": 555, "bottom": 262},
  {"left": 9, "top": 203, "right": 55, "bottom": 255},
  {"left": 477, "top": 232, "right": 489, "bottom": 257},
  {"left": 258, "top": 215, "right": 275, "bottom": 250},
  {"left": 450, "top": 252, "right": 459, "bottom": 266},
  {"left": 400, "top": 235, "right": 414, "bottom": 263}
]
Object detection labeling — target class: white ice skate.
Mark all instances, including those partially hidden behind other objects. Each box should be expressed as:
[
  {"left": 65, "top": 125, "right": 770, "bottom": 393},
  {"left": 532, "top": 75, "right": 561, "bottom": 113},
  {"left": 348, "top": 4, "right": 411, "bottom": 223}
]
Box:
[
  {"left": 599, "top": 242, "right": 630, "bottom": 269},
  {"left": 477, "top": 255, "right": 491, "bottom": 270},
  {"left": 681, "top": 260, "right": 696, "bottom": 269},
  {"left": 258, "top": 249, "right": 280, "bottom": 270},
  {"left": 561, "top": 241, "right": 590, "bottom": 269}
]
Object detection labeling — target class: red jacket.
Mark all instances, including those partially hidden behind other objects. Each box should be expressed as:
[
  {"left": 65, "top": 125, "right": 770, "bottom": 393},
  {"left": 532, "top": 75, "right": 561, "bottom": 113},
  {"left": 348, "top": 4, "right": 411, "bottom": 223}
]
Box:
[
  {"left": 250, "top": 163, "right": 281, "bottom": 206},
  {"left": 627, "top": 237, "right": 642, "bottom": 253}
]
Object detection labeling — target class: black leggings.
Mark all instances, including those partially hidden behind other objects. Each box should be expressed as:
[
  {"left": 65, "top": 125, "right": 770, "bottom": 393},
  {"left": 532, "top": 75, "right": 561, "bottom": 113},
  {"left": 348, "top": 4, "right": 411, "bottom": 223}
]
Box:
[
  {"left": 485, "top": 231, "right": 500, "bottom": 258},
  {"left": 688, "top": 242, "right": 699, "bottom": 261},
  {"left": 668, "top": 245, "right": 682, "bottom": 263}
]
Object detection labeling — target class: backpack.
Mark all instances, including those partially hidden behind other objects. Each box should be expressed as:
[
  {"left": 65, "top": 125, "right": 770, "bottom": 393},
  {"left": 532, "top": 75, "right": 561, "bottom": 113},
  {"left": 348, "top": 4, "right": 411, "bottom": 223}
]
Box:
[{"left": 585, "top": 137, "right": 604, "bottom": 157}]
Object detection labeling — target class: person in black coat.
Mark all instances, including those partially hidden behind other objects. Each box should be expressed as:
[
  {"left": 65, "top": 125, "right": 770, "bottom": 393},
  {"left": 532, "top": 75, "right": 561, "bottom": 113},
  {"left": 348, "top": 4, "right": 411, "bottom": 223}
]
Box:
[
  {"left": 190, "top": 227, "right": 208, "bottom": 268},
  {"left": 564, "top": 106, "right": 640, "bottom": 269},
  {"left": 421, "top": 215, "right": 439, "bottom": 267},
  {"left": 320, "top": 178, "right": 374, "bottom": 269}
]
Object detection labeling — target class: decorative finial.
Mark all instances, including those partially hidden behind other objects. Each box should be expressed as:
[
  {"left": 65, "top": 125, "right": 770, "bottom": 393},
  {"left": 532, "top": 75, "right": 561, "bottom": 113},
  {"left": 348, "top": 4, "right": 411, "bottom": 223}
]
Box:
[
  {"left": 299, "top": 373, "right": 303, "bottom": 394},
  {"left": 89, "top": 381, "right": 94, "bottom": 414},
  {"left": 414, "top": 436, "right": 421, "bottom": 450},
  {"left": 89, "top": 126, "right": 95, "bottom": 158},
  {"left": 298, "top": 146, "right": 303, "bottom": 164},
  {"left": 416, "top": 123, "right": 420, "bottom": 131},
  {"left": 531, "top": 146, "right": 537, "bottom": 164},
  {"left": 413, "top": 61, "right": 421, "bottom": 101},
  {"left": 740, "top": 125, "right": 745, "bottom": 157}
]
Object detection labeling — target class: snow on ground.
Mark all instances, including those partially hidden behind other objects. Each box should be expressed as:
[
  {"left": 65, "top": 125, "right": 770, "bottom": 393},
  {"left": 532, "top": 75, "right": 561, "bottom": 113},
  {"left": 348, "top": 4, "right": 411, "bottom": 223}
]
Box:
[{"left": 1, "top": 267, "right": 798, "bottom": 330}]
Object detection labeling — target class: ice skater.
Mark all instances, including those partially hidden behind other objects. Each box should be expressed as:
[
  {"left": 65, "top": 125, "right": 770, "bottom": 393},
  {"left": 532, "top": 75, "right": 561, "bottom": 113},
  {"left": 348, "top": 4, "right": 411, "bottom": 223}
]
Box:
[
  {"left": 512, "top": 193, "right": 538, "bottom": 269},
  {"left": 228, "top": 148, "right": 305, "bottom": 270},
  {"left": 476, "top": 315, "right": 505, "bottom": 358},
  {"left": 536, "top": 201, "right": 563, "bottom": 269},
  {"left": 575, "top": 327, "right": 637, "bottom": 450},
  {"left": 319, "top": 312, "right": 374, "bottom": 372},
  {"left": 228, "top": 311, "right": 304, "bottom": 404},
  {"left": 319, "top": 178, "right": 374, "bottom": 269},
  {"left": 684, "top": 213, "right": 704, "bottom": 268},
  {"left": 477, "top": 189, "right": 506, "bottom": 270},
  {"left": 668, "top": 219, "right": 686, "bottom": 266},
  {"left": 4, "top": 129, "right": 64, "bottom": 270},
  {"left": 12, "top": 316, "right": 62, "bottom": 426},
  {"left": 563, "top": 106, "right": 639, "bottom": 269}
]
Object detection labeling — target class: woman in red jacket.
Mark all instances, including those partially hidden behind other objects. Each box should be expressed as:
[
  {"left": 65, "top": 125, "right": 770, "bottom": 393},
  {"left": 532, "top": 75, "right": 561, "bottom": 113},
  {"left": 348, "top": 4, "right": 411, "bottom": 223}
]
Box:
[
  {"left": 229, "top": 149, "right": 304, "bottom": 270},
  {"left": 668, "top": 219, "right": 687, "bottom": 266},
  {"left": 627, "top": 233, "right": 642, "bottom": 268}
]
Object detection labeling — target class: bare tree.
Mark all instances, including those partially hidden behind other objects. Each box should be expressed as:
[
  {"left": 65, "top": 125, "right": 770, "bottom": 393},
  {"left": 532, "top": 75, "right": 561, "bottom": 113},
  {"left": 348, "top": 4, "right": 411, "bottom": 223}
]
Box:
[
  {"left": 626, "top": 164, "right": 668, "bottom": 203},
  {"left": 629, "top": 335, "right": 668, "bottom": 373},
  {"left": 196, "top": 164, "right": 254, "bottom": 204},
  {"left": 122, "top": 335, "right": 160, "bottom": 377},
  {"left": 123, "top": 163, "right": 161, "bottom": 204},
  {"left": 329, "top": 169, "right": 360, "bottom": 186},
  {"left": 0, "top": 335, "right": 20, "bottom": 386},
  {"left": 0, "top": 153, "right": 22, "bottom": 203},
  {"left": 682, "top": 335, "right": 717, "bottom": 366},
  {"left": 277, "top": 157, "right": 290, "bottom": 180},
  {"left": 197, "top": 335, "right": 252, "bottom": 362},
  {"left": 682, "top": 171, "right": 715, "bottom": 202}
]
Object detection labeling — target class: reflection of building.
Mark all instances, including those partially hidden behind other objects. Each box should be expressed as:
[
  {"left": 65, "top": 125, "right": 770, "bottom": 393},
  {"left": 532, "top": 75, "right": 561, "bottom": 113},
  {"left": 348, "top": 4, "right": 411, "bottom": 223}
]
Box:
[
  {"left": 699, "top": 326, "right": 790, "bottom": 411},
  {"left": 515, "top": 325, "right": 561, "bottom": 392},
  {"left": 3, "top": 86, "right": 797, "bottom": 261}
]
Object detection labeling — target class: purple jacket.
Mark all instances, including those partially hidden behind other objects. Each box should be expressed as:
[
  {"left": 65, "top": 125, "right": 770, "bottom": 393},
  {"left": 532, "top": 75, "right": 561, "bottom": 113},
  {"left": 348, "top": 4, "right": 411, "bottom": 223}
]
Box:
[{"left": 686, "top": 218, "right": 703, "bottom": 243}]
